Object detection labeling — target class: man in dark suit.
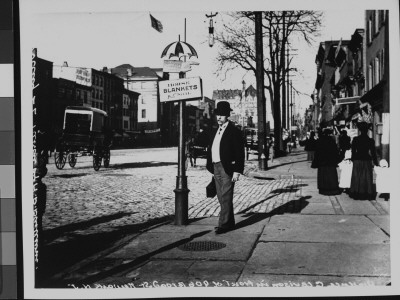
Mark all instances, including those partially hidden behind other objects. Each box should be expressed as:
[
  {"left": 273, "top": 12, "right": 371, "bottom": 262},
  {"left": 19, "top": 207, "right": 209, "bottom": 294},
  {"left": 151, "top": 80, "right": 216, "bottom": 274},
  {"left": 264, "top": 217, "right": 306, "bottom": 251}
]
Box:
[{"left": 206, "top": 101, "right": 245, "bottom": 234}]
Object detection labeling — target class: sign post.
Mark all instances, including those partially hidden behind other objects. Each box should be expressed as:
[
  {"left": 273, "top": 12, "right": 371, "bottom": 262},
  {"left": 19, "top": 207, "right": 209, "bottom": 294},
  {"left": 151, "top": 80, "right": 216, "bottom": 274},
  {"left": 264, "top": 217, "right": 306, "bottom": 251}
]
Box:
[
  {"left": 160, "top": 18, "right": 201, "bottom": 225},
  {"left": 160, "top": 76, "right": 202, "bottom": 225}
]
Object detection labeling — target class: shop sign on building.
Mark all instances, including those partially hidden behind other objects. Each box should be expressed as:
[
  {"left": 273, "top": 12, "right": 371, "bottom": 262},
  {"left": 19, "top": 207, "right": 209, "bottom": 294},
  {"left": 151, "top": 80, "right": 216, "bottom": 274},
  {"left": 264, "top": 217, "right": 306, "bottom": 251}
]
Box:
[
  {"left": 75, "top": 68, "right": 92, "bottom": 86},
  {"left": 159, "top": 77, "right": 202, "bottom": 102}
]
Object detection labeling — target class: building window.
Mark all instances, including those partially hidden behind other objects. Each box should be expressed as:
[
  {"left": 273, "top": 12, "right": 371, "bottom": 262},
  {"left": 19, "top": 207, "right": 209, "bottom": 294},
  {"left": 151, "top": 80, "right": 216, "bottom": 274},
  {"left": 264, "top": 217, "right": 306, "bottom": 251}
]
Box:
[
  {"left": 368, "top": 64, "right": 373, "bottom": 89},
  {"left": 374, "top": 57, "right": 380, "bottom": 86},
  {"left": 99, "top": 91, "right": 103, "bottom": 100},
  {"left": 381, "top": 50, "right": 384, "bottom": 79},
  {"left": 124, "top": 120, "right": 129, "bottom": 129},
  {"left": 142, "top": 109, "right": 146, "bottom": 118},
  {"left": 375, "top": 10, "right": 380, "bottom": 34},
  {"left": 367, "top": 17, "right": 373, "bottom": 44}
]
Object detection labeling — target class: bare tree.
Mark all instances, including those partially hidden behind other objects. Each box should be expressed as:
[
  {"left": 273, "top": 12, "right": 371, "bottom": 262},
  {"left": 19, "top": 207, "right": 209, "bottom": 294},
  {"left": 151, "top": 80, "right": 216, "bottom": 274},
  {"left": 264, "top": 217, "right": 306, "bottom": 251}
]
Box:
[{"left": 215, "top": 10, "right": 322, "bottom": 155}]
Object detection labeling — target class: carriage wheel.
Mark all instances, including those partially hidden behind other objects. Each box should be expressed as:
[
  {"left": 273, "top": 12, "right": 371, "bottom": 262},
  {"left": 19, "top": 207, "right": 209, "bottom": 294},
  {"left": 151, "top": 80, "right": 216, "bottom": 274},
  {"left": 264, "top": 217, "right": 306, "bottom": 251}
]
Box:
[
  {"left": 103, "top": 149, "right": 110, "bottom": 168},
  {"left": 68, "top": 154, "right": 77, "bottom": 168},
  {"left": 54, "top": 151, "right": 66, "bottom": 169},
  {"left": 93, "top": 152, "right": 102, "bottom": 171}
]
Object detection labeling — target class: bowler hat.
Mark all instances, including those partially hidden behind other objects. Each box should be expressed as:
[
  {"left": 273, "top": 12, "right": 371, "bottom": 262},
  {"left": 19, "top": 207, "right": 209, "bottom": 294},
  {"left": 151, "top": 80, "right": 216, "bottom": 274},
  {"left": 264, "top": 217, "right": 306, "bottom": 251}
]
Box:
[{"left": 214, "top": 101, "right": 232, "bottom": 116}]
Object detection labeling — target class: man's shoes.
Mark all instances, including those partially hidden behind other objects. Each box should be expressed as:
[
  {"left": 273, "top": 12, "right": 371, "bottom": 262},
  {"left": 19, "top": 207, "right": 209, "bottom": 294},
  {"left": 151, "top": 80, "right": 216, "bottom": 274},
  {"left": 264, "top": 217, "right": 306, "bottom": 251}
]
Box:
[{"left": 214, "top": 227, "right": 233, "bottom": 234}]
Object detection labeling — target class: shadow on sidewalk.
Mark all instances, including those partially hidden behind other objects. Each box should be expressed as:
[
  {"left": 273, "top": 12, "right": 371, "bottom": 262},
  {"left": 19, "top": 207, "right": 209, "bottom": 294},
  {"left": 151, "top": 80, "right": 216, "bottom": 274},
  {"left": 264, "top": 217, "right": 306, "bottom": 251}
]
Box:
[
  {"left": 43, "top": 212, "right": 135, "bottom": 242},
  {"left": 238, "top": 184, "right": 308, "bottom": 215},
  {"left": 42, "top": 229, "right": 212, "bottom": 287},
  {"left": 265, "top": 159, "right": 309, "bottom": 171},
  {"left": 109, "top": 161, "right": 177, "bottom": 169},
  {"left": 37, "top": 214, "right": 175, "bottom": 287},
  {"left": 235, "top": 196, "right": 311, "bottom": 230}
]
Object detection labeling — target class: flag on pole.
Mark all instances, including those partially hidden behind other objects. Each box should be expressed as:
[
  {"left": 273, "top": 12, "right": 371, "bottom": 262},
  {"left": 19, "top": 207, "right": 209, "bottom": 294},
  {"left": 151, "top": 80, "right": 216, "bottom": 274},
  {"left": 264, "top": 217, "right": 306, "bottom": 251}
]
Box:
[{"left": 150, "top": 14, "right": 163, "bottom": 33}]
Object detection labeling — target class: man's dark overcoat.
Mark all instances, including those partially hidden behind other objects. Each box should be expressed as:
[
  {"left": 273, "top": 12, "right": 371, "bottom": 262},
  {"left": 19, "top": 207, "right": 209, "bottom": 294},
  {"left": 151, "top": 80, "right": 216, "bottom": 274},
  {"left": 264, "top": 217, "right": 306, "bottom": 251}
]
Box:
[{"left": 206, "top": 121, "right": 245, "bottom": 176}]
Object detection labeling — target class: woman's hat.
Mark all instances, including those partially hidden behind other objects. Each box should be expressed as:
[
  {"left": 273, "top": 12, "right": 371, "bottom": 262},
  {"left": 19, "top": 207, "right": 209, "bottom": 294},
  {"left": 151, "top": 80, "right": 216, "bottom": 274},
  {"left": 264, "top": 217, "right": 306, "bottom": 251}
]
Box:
[{"left": 214, "top": 101, "right": 233, "bottom": 116}]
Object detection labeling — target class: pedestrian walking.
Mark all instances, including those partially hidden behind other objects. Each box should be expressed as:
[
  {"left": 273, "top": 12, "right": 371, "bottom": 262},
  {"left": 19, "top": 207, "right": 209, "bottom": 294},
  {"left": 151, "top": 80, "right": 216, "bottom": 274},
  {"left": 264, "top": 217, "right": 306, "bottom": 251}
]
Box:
[
  {"left": 304, "top": 131, "right": 317, "bottom": 162},
  {"left": 349, "top": 122, "right": 378, "bottom": 200},
  {"left": 268, "top": 134, "right": 275, "bottom": 162},
  {"left": 338, "top": 129, "right": 351, "bottom": 161},
  {"left": 206, "top": 101, "right": 245, "bottom": 234},
  {"left": 313, "top": 127, "right": 341, "bottom": 195}
]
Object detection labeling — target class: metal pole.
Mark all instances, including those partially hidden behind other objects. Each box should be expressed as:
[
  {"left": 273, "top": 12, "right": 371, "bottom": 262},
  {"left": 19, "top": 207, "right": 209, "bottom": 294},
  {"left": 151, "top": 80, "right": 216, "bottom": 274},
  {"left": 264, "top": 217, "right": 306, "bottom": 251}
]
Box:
[
  {"left": 255, "top": 11, "right": 267, "bottom": 170},
  {"left": 174, "top": 18, "right": 189, "bottom": 225},
  {"left": 290, "top": 80, "right": 293, "bottom": 133},
  {"left": 281, "top": 12, "right": 286, "bottom": 134},
  {"left": 286, "top": 47, "right": 290, "bottom": 130}
]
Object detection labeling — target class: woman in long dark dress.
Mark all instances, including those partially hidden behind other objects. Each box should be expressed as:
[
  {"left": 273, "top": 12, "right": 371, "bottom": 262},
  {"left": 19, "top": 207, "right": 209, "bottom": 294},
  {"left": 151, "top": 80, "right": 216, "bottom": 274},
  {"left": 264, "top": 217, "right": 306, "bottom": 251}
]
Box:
[
  {"left": 314, "top": 128, "right": 341, "bottom": 195},
  {"left": 349, "top": 122, "right": 378, "bottom": 200},
  {"left": 304, "top": 131, "right": 317, "bottom": 161}
]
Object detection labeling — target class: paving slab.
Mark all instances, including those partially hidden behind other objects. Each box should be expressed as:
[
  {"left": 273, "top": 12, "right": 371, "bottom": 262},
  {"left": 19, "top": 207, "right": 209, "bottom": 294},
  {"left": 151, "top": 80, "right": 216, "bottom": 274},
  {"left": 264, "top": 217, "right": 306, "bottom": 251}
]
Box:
[
  {"left": 153, "top": 231, "right": 259, "bottom": 261},
  {"left": 300, "top": 190, "right": 331, "bottom": 203},
  {"left": 299, "top": 202, "right": 336, "bottom": 214},
  {"left": 367, "top": 215, "right": 390, "bottom": 235},
  {"left": 336, "top": 196, "right": 381, "bottom": 215},
  {"left": 375, "top": 197, "right": 390, "bottom": 214},
  {"left": 260, "top": 215, "right": 390, "bottom": 244},
  {"left": 106, "top": 232, "right": 209, "bottom": 260},
  {"left": 243, "top": 242, "right": 390, "bottom": 276},
  {"left": 118, "top": 260, "right": 246, "bottom": 287},
  {"left": 237, "top": 273, "right": 390, "bottom": 287},
  {"left": 147, "top": 224, "right": 215, "bottom": 234}
]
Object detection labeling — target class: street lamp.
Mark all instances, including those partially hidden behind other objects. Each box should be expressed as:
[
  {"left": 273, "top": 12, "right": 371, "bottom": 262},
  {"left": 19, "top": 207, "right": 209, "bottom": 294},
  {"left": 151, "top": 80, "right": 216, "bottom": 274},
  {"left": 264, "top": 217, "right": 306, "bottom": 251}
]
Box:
[
  {"left": 161, "top": 19, "right": 199, "bottom": 225},
  {"left": 206, "top": 12, "right": 218, "bottom": 47}
]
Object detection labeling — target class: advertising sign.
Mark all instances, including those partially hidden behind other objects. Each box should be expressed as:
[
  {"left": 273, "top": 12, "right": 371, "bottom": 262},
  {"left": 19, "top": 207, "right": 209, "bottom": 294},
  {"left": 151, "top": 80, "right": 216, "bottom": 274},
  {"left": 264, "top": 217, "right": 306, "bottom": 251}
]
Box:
[
  {"left": 163, "top": 60, "right": 183, "bottom": 73},
  {"left": 75, "top": 68, "right": 92, "bottom": 86},
  {"left": 159, "top": 77, "right": 202, "bottom": 102},
  {"left": 163, "top": 60, "right": 192, "bottom": 73}
]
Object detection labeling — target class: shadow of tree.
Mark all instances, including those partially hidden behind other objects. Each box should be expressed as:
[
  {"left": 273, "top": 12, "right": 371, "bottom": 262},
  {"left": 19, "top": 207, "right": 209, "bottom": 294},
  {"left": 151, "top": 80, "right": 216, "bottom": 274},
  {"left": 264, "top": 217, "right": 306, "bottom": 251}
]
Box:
[
  {"left": 37, "top": 215, "right": 175, "bottom": 286},
  {"left": 43, "top": 212, "right": 135, "bottom": 242},
  {"left": 266, "top": 159, "right": 309, "bottom": 170},
  {"left": 235, "top": 196, "right": 311, "bottom": 230},
  {"left": 109, "top": 161, "right": 177, "bottom": 169},
  {"left": 52, "top": 173, "right": 88, "bottom": 179},
  {"left": 238, "top": 184, "right": 308, "bottom": 214}
]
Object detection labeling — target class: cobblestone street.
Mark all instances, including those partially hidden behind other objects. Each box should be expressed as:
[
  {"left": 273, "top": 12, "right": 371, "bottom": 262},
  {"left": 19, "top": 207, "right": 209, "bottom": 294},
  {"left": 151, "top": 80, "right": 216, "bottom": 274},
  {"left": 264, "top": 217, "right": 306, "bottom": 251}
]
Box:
[{"left": 41, "top": 147, "right": 302, "bottom": 245}]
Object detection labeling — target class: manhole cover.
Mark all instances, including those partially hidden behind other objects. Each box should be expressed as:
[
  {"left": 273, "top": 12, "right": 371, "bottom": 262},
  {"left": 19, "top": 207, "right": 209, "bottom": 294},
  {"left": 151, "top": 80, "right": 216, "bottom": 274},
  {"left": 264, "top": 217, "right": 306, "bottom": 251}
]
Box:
[{"left": 178, "top": 241, "right": 226, "bottom": 252}]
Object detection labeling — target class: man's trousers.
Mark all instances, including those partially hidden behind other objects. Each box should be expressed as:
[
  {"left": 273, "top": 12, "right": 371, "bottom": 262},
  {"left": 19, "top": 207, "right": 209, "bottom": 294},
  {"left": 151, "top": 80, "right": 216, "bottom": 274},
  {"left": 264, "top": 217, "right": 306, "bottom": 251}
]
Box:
[{"left": 213, "top": 162, "right": 235, "bottom": 229}]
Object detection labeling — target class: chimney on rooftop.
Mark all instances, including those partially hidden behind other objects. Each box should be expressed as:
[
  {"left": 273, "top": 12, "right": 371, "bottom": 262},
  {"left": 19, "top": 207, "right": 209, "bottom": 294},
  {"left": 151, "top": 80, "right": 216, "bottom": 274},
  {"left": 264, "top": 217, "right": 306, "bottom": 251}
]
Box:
[{"left": 63, "top": 61, "right": 68, "bottom": 67}]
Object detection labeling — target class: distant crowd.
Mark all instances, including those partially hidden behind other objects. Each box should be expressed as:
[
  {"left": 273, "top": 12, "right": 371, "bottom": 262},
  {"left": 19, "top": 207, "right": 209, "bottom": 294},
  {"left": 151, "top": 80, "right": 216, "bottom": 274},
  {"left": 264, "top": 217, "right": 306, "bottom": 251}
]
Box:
[{"left": 301, "top": 122, "right": 389, "bottom": 201}]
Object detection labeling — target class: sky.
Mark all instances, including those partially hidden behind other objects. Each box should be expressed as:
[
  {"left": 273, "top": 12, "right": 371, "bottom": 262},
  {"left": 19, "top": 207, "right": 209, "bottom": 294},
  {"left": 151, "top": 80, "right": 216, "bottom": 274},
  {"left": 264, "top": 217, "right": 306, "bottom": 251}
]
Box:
[{"left": 21, "top": 0, "right": 388, "bottom": 115}]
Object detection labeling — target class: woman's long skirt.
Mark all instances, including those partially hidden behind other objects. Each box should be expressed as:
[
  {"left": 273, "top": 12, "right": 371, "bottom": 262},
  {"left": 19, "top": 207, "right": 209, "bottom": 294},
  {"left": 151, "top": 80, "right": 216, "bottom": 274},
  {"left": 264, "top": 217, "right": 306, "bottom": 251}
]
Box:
[
  {"left": 318, "top": 166, "right": 340, "bottom": 195},
  {"left": 307, "top": 151, "right": 315, "bottom": 161},
  {"left": 349, "top": 160, "right": 375, "bottom": 200}
]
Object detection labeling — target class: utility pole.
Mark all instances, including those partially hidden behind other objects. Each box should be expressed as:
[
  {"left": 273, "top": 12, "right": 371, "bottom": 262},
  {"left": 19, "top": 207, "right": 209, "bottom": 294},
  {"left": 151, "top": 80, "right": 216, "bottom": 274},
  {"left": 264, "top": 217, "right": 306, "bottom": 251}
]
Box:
[
  {"left": 255, "top": 11, "right": 267, "bottom": 170},
  {"left": 281, "top": 11, "right": 287, "bottom": 135},
  {"left": 286, "top": 47, "right": 290, "bottom": 130},
  {"left": 290, "top": 80, "right": 293, "bottom": 135}
]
